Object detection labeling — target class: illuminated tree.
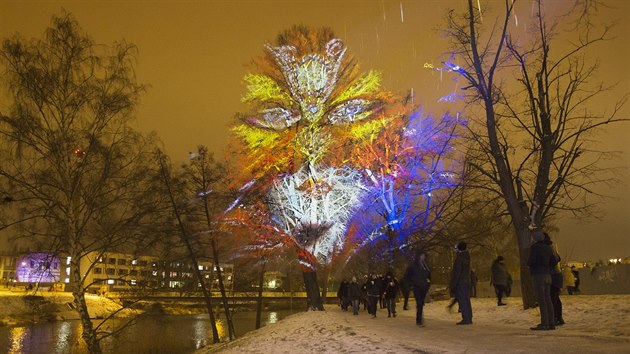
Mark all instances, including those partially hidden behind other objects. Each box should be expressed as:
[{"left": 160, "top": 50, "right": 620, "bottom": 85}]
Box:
[
  {"left": 231, "top": 26, "right": 391, "bottom": 309},
  {"left": 345, "top": 106, "right": 467, "bottom": 269}
]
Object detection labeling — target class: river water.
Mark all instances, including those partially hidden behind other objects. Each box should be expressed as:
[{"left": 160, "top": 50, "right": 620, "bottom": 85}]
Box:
[{"left": 0, "top": 306, "right": 303, "bottom": 354}]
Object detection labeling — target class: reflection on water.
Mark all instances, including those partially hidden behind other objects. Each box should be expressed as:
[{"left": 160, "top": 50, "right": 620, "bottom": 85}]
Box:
[
  {"left": 9, "top": 327, "right": 25, "bottom": 354},
  {"left": 0, "top": 309, "right": 298, "bottom": 354}
]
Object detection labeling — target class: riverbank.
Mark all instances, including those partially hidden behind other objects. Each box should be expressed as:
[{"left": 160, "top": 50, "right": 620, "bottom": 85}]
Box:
[
  {"left": 0, "top": 287, "right": 135, "bottom": 326},
  {"left": 199, "top": 295, "right": 630, "bottom": 353}
]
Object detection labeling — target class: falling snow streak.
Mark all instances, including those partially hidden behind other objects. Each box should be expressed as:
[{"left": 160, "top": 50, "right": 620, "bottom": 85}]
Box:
[
  {"left": 382, "top": 0, "right": 386, "bottom": 22},
  {"left": 400, "top": 1, "right": 404, "bottom": 23},
  {"left": 375, "top": 27, "right": 380, "bottom": 55},
  {"left": 477, "top": 0, "right": 483, "bottom": 22}
]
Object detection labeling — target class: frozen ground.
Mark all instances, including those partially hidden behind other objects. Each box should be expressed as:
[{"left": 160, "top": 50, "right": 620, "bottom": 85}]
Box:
[{"left": 200, "top": 295, "right": 630, "bottom": 354}]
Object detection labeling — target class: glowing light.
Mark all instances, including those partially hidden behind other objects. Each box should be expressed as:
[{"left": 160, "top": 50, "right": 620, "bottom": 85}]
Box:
[{"left": 268, "top": 165, "right": 365, "bottom": 263}]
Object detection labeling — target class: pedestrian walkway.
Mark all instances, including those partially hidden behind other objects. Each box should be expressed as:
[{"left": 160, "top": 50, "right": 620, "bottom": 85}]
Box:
[{"left": 201, "top": 296, "right": 630, "bottom": 354}]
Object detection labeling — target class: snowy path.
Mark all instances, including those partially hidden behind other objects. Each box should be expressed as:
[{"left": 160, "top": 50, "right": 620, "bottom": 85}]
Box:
[{"left": 200, "top": 296, "right": 630, "bottom": 354}]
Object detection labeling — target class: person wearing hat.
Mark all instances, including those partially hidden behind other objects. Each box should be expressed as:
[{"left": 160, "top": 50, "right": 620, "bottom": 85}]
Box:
[
  {"left": 491, "top": 255, "right": 510, "bottom": 306},
  {"left": 527, "top": 230, "right": 559, "bottom": 330},
  {"left": 449, "top": 241, "right": 473, "bottom": 325}
]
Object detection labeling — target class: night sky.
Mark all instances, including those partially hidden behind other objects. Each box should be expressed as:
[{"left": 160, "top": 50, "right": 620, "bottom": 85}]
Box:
[{"left": 1, "top": 0, "right": 628, "bottom": 261}]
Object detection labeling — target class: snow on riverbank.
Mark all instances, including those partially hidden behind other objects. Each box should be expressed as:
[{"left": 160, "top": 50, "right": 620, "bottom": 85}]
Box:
[
  {"left": 0, "top": 287, "right": 130, "bottom": 326},
  {"left": 200, "top": 295, "right": 630, "bottom": 353}
]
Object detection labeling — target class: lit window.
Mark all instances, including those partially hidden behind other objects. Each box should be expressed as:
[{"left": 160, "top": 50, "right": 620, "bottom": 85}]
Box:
[
  {"left": 107, "top": 279, "right": 115, "bottom": 285},
  {"left": 227, "top": 276, "right": 232, "bottom": 281},
  {"left": 64, "top": 278, "right": 70, "bottom": 283},
  {"left": 198, "top": 265, "right": 203, "bottom": 270},
  {"left": 66, "top": 256, "right": 71, "bottom": 265},
  {"left": 66, "top": 267, "right": 71, "bottom": 275},
  {"left": 130, "top": 279, "right": 136, "bottom": 285},
  {"left": 131, "top": 259, "right": 137, "bottom": 265}
]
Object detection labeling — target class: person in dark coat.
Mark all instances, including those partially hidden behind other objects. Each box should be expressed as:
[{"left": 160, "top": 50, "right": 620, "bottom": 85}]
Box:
[
  {"left": 366, "top": 274, "right": 381, "bottom": 318},
  {"left": 383, "top": 271, "right": 399, "bottom": 318},
  {"left": 404, "top": 250, "right": 431, "bottom": 326},
  {"left": 544, "top": 233, "right": 565, "bottom": 325},
  {"left": 337, "top": 280, "right": 349, "bottom": 311},
  {"left": 399, "top": 277, "right": 411, "bottom": 310},
  {"left": 450, "top": 242, "right": 473, "bottom": 325},
  {"left": 571, "top": 266, "right": 581, "bottom": 294},
  {"left": 470, "top": 270, "right": 478, "bottom": 298},
  {"left": 527, "top": 230, "right": 558, "bottom": 330},
  {"left": 347, "top": 276, "right": 362, "bottom": 315},
  {"left": 491, "top": 256, "right": 510, "bottom": 306}
]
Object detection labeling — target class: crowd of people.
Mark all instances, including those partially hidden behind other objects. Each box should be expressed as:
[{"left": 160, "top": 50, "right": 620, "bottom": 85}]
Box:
[
  {"left": 336, "top": 232, "right": 580, "bottom": 331},
  {"left": 336, "top": 242, "right": 473, "bottom": 327}
]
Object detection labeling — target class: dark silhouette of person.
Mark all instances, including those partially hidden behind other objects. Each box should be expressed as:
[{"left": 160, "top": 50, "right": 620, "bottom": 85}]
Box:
[
  {"left": 450, "top": 242, "right": 473, "bottom": 325},
  {"left": 366, "top": 274, "right": 380, "bottom": 318},
  {"left": 571, "top": 266, "right": 580, "bottom": 294},
  {"left": 399, "top": 277, "right": 411, "bottom": 310},
  {"left": 404, "top": 250, "right": 431, "bottom": 326},
  {"left": 470, "top": 270, "right": 478, "bottom": 298},
  {"left": 491, "top": 256, "right": 510, "bottom": 306},
  {"left": 347, "top": 277, "right": 362, "bottom": 315},
  {"left": 544, "top": 233, "right": 565, "bottom": 326},
  {"left": 383, "top": 271, "right": 399, "bottom": 317},
  {"left": 527, "top": 230, "right": 558, "bottom": 330}
]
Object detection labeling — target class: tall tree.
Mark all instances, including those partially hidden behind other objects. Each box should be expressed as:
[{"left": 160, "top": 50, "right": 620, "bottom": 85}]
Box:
[
  {"left": 0, "top": 14, "right": 161, "bottom": 353},
  {"left": 345, "top": 106, "right": 466, "bottom": 268},
  {"left": 230, "top": 26, "right": 391, "bottom": 310},
  {"left": 442, "top": 0, "right": 627, "bottom": 308}
]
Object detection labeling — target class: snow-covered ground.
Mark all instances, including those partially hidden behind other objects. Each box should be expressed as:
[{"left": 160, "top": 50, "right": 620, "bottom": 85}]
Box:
[{"left": 200, "top": 295, "right": 630, "bottom": 354}]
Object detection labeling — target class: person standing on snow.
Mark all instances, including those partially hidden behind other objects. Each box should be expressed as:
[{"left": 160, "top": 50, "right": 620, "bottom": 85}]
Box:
[
  {"left": 366, "top": 274, "right": 381, "bottom": 318},
  {"left": 544, "top": 232, "right": 565, "bottom": 326},
  {"left": 527, "top": 230, "right": 558, "bottom": 331},
  {"left": 405, "top": 250, "right": 431, "bottom": 326},
  {"left": 383, "top": 271, "right": 399, "bottom": 318},
  {"left": 347, "top": 276, "right": 362, "bottom": 315},
  {"left": 490, "top": 256, "right": 510, "bottom": 306},
  {"left": 450, "top": 242, "right": 473, "bottom": 325}
]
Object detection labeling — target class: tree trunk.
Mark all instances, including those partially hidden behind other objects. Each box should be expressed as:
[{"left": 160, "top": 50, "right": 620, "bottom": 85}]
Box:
[
  {"left": 302, "top": 271, "right": 324, "bottom": 311},
  {"left": 515, "top": 227, "right": 536, "bottom": 309},
  {"left": 70, "top": 257, "right": 101, "bottom": 354},
  {"left": 211, "top": 238, "right": 236, "bottom": 339},
  {"left": 255, "top": 261, "right": 266, "bottom": 329}
]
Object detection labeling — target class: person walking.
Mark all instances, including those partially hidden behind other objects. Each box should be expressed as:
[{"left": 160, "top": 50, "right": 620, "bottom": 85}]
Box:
[
  {"left": 366, "top": 274, "right": 380, "bottom": 318},
  {"left": 544, "top": 233, "right": 565, "bottom": 326},
  {"left": 348, "top": 276, "right": 362, "bottom": 315},
  {"left": 527, "top": 230, "right": 558, "bottom": 331},
  {"left": 337, "top": 280, "right": 348, "bottom": 311},
  {"left": 490, "top": 256, "right": 510, "bottom": 306},
  {"left": 399, "top": 277, "right": 411, "bottom": 310},
  {"left": 450, "top": 242, "right": 473, "bottom": 325},
  {"left": 383, "top": 271, "right": 399, "bottom": 318},
  {"left": 404, "top": 250, "right": 431, "bottom": 326}
]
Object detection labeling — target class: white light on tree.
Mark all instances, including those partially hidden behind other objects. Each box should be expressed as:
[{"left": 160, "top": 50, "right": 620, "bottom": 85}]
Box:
[{"left": 268, "top": 165, "right": 365, "bottom": 263}]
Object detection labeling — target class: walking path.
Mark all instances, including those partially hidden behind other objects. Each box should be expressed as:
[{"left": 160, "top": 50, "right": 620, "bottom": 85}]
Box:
[{"left": 200, "top": 296, "right": 630, "bottom": 354}]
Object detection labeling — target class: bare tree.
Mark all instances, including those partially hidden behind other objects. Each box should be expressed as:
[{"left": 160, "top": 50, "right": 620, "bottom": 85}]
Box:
[
  {"left": 0, "top": 14, "right": 163, "bottom": 352},
  {"left": 442, "top": 0, "right": 627, "bottom": 307}
]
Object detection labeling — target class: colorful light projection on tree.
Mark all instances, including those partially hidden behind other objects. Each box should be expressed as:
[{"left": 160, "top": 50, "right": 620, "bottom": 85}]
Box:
[
  {"left": 233, "top": 27, "right": 390, "bottom": 267},
  {"left": 346, "top": 108, "right": 465, "bottom": 260}
]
